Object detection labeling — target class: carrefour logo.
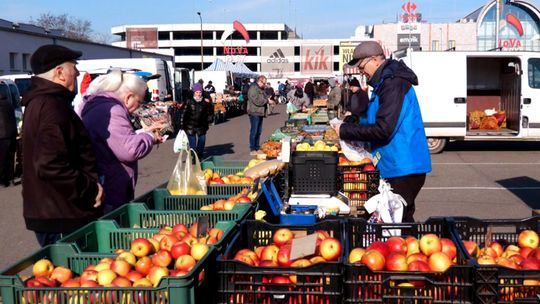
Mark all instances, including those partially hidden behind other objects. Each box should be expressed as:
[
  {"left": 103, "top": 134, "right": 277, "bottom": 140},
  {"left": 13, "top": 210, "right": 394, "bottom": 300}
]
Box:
[{"left": 267, "top": 48, "right": 289, "bottom": 63}]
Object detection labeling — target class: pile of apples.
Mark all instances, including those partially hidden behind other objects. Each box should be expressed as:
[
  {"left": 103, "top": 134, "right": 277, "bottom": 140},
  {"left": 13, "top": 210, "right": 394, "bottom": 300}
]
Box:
[
  {"left": 338, "top": 156, "right": 375, "bottom": 169},
  {"left": 199, "top": 189, "right": 254, "bottom": 211},
  {"left": 462, "top": 229, "right": 540, "bottom": 272},
  {"left": 203, "top": 168, "right": 254, "bottom": 185},
  {"left": 24, "top": 223, "right": 225, "bottom": 289},
  {"left": 231, "top": 228, "right": 341, "bottom": 284},
  {"left": 348, "top": 234, "right": 458, "bottom": 273}
]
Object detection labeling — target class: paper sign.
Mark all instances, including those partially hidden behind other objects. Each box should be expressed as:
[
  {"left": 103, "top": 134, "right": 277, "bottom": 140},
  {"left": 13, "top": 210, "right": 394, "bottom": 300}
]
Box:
[
  {"left": 290, "top": 233, "right": 318, "bottom": 260},
  {"left": 197, "top": 216, "right": 210, "bottom": 238}
]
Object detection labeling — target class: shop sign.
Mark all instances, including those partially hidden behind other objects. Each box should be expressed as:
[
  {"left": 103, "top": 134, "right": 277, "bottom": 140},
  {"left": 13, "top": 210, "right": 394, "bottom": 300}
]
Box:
[{"left": 301, "top": 45, "right": 332, "bottom": 75}]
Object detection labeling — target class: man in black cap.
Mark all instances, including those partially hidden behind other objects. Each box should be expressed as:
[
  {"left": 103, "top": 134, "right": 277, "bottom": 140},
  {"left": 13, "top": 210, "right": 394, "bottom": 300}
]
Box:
[
  {"left": 333, "top": 41, "right": 432, "bottom": 222},
  {"left": 21, "top": 44, "right": 104, "bottom": 247}
]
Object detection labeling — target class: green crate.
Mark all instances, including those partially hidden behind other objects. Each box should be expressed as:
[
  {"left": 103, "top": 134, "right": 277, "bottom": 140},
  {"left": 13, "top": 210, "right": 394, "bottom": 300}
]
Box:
[
  {"left": 201, "top": 156, "right": 248, "bottom": 175},
  {"left": 0, "top": 243, "right": 216, "bottom": 304},
  {"left": 207, "top": 184, "right": 252, "bottom": 196},
  {"left": 58, "top": 220, "right": 236, "bottom": 254},
  {"left": 150, "top": 188, "right": 257, "bottom": 212},
  {"left": 100, "top": 202, "right": 250, "bottom": 229}
]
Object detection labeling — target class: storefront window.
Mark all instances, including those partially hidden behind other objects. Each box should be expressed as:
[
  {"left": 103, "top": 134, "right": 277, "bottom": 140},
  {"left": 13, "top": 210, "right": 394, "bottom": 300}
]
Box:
[{"left": 528, "top": 58, "right": 540, "bottom": 88}]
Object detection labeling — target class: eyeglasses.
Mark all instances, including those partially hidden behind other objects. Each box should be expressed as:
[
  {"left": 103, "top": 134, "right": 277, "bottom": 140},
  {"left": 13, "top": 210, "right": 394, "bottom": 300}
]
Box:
[{"left": 358, "top": 57, "right": 373, "bottom": 71}]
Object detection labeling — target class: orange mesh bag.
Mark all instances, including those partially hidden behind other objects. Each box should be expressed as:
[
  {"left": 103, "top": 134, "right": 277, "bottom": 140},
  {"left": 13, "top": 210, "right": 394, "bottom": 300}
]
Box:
[{"left": 479, "top": 116, "right": 500, "bottom": 130}]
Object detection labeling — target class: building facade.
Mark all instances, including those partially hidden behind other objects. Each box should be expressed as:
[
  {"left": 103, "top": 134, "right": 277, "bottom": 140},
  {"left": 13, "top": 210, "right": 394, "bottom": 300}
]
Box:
[
  {"left": 110, "top": 0, "right": 540, "bottom": 78},
  {"left": 0, "top": 19, "right": 171, "bottom": 76}
]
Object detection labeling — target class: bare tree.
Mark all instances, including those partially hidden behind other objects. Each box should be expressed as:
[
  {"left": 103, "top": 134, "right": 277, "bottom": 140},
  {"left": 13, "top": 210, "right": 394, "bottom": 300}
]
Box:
[{"left": 31, "top": 13, "right": 93, "bottom": 41}]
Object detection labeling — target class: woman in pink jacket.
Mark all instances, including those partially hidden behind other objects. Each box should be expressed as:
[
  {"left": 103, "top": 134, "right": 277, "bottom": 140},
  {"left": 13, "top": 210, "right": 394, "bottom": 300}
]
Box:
[{"left": 81, "top": 71, "right": 162, "bottom": 213}]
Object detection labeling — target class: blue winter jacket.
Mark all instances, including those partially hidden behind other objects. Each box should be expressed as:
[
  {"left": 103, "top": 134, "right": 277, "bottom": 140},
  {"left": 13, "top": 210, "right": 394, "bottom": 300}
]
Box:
[{"left": 340, "top": 59, "right": 431, "bottom": 178}]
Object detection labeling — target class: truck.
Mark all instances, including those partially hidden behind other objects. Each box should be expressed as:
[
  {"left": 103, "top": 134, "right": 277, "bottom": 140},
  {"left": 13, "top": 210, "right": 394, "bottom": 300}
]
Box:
[{"left": 396, "top": 49, "right": 540, "bottom": 153}]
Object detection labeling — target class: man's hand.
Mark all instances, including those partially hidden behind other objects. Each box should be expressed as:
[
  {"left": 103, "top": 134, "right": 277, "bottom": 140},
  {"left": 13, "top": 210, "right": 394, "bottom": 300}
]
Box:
[
  {"left": 94, "top": 183, "right": 104, "bottom": 208},
  {"left": 331, "top": 122, "right": 342, "bottom": 137}
]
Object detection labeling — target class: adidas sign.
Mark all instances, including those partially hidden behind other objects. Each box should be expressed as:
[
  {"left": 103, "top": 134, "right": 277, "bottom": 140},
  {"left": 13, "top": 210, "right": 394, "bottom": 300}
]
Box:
[{"left": 267, "top": 48, "right": 289, "bottom": 63}]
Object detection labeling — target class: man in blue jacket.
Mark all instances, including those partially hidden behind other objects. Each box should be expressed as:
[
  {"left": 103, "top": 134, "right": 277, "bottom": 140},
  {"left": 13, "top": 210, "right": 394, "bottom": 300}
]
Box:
[{"left": 333, "top": 41, "right": 431, "bottom": 222}]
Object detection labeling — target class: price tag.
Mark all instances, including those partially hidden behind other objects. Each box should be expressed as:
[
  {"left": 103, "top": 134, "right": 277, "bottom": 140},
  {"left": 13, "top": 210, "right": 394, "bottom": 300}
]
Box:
[
  {"left": 290, "top": 233, "right": 318, "bottom": 260},
  {"left": 196, "top": 216, "right": 210, "bottom": 238}
]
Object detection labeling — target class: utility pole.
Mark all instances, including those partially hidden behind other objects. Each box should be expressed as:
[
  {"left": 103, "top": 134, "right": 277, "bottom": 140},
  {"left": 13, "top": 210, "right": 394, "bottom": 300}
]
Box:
[{"left": 197, "top": 12, "right": 204, "bottom": 71}]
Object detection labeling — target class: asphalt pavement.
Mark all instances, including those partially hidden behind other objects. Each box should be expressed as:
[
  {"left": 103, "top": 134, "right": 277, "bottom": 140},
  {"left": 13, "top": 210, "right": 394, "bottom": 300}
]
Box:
[{"left": 1, "top": 103, "right": 539, "bottom": 271}]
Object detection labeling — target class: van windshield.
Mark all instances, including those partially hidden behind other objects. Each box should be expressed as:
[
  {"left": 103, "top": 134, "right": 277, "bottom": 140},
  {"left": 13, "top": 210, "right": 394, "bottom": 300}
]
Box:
[{"left": 14, "top": 78, "right": 32, "bottom": 97}]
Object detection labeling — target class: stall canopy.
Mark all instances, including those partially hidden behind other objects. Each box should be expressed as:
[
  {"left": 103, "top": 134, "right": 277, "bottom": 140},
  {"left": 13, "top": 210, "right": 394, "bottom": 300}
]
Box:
[{"left": 205, "top": 58, "right": 258, "bottom": 78}]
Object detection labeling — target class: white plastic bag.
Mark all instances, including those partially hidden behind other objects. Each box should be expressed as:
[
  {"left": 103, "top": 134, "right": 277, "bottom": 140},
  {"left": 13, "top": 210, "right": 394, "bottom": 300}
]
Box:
[
  {"left": 329, "top": 118, "right": 372, "bottom": 161},
  {"left": 364, "top": 179, "right": 407, "bottom": 236},
  {"left": 173, "top": 130, "right": 190, "bottom": 153}
]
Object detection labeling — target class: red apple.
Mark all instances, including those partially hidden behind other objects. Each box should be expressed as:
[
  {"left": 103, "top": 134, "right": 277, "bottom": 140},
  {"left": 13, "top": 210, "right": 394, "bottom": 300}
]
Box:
[
  {"left": 319, "top": 238, "right": 342, "bottom": 261},
  {"left": 479, "top": 247, "right": 498, "bottom": 259},
  {"left": 208, "top": 228, "right": 224, "bottom": 241},
  {"left": 50, "top": 266, "right": 73, "bottom": 284},
  {"left": 407, "top": 260, "right": 431, "bottom": 272},
  {"left": 236, "top": 196, "right": 252, "bottom": 203},
  {"left": 111, "top": 276, "right": 132, "bottom": 287},
  {"left": 518, "top": 230, "right": 539, "bottom": 249},
  {"left": 367, "top": 241, "right": 389, "bottom": 258},
  {"left": 175, "top": 254, "right": 196, "bottom": 272},
  {"left": 507, "top": 253, "right": 525, "bottom": 265},
  {"left": 135, "top": 256, "right": 153, "bottom": 276},
  {"left": 130, "top": 238, "right": 153, "bottom": 257},
  {"left": 260, "top": 245, "right": 280, "bottom": 264},
  {"left": 360, "top": 249, "right": 386, "bottom": 271},
  {"left": 60, "top": 278, "right": 80, "bottom": 287},
  {"left": 152, "top": 249, "right": 173, "bottom": 267},
  {"left": 428, "top": 252, "right": 452, "bottom": 272},
  {"left": 159, "top": 235, "right": 178, "bottom": 252},
  {"left": 528, "top": 247, "right": 540, "bottom": 260},
  {"left": 172, "top": 223, "right": 188, "bottom": 236},
  {"left": 489, "top": 242, "right": 504, "bottom": 258},
  {"left": 110, "top": 259, "right": 131, "bottom": 277},
  {"left": 132, "top": 278, "right": 153, "bottom": 287},
  {"left": 419, "top": 234, "right": 442, "bottom": 257},
  {"left": 521, "top": 257, "right": 540, "bottom": 270},
  {"left": 80, "top": 270, "right": 98, "bottom": 282},
  {"left": 405, "top": 236, "right": 421, "bottom": 256},
  {"left": 158, "top": 226, "right": 173, "bottom": 235},
  {"left": 386, "top": 237, "right": 407, "bottom": 255},
  {"left": 235, "top": 255, "right": 256, "bottom": 266},
  {"left": 125, "top": 270, "right": 144, "bottom": 283},
  {"left": 259, "top": 260, "right": 278, "bottom": 267},
  {"left": 495, "top": 257, "right": 519, "bottom": 269},
  {"left": 35, "top": 275, "right": 58, "bottom": 287},
  {"left": 170, "top": 242, "right": 191, "bottom": 259},
  {"left": 277, "top": 245, "right": 292, "bottom": 266},
  {"left": 116, "top": 251, "right": 137, "bottom": 266},
  {"left": 309, "top": 256, "right": 326, "bottom": 264},
  {"left": 440, "top": 238, "right": 457, "bottom": 261},
  {"left": 406, "top": 252, "right": 428, "bottom": 264},
  {"left": 147, "top": 266, "right": 169, "bottom": 287},
  {"left": 32, "top": 259, "right": 54, "bottom": 277},
  {"left": 363, "top": 164, "right": 376, "bottom": 171},
  {"left": 385, "top": 253, "right": 408, "bottom": 271},
  {"left": 463, "top": 240, "right": 479, "bottom": 258},
  {"left": 273, "top": 228, "right": 294, "bottom": 247},
  {"left": 520, "top": 247, "right": 533, "bottom": 258},
  {"left": 477, "top": 255, "right": 496, "bottom": 265}
]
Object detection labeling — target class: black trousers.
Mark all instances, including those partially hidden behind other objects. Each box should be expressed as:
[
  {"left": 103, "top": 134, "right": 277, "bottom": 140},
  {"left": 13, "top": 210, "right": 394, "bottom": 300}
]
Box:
[
  {"left": 386, "top": 173, "right": 427, "bottom": 222},
  {"left": 0, "top": 137, "right": 16, "bottom": 186}
]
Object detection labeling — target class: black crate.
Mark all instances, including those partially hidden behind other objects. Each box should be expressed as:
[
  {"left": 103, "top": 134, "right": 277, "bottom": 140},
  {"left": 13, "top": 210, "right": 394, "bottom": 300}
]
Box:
[
  {"left": 216, "top": 220, "right": 344, "bottom": 303},
  {"left": 291, "top": 151, "right": 338, "bottom": 195},
  {"left": 344, "top": 218, "right": 475, "bottom": 303},
  {"left": 448, "top": 217, "right": 540, "bottom": 304},
  {"left": 338, "top": 165, "right": 380, "bottom": 217}
]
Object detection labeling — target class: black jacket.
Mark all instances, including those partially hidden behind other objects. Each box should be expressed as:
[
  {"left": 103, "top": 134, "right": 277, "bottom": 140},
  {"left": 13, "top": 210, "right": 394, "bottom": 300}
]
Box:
[
  {"left": 0, "top": 92, "right": 17, "bottom": 139},
  {"left": 182, "top": 98, "right": 214, "bottom": 135},
  {"left": 348, "top": 89, "right": 370, "bottom": 117},
  {"left": 21, "top": 77, "right": 102, "bottom": 233}
]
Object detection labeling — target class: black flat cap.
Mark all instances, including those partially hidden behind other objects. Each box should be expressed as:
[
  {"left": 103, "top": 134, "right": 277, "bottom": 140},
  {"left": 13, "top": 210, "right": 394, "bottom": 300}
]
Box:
[
  {"left": 30, "top": 44, "right": 82, "bottom": 74},
  {"left": 349, "top": 77, "right": 360, "bottom": 87}
]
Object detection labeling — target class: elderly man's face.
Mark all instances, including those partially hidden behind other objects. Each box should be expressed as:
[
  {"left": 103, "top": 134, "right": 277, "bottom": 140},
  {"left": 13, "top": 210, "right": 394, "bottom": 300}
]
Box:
[
  {"left": 257, "top": 78, "right": 266, "bottom": 88},
  {"left": 59, "top": 61, "right": 79, "bottom": 92}
]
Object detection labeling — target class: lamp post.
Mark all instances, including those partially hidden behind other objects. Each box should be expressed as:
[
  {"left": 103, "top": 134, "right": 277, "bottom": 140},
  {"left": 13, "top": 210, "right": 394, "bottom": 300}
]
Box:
[{"left": 197, "top": 12, "right": 203, "bottom": 71}]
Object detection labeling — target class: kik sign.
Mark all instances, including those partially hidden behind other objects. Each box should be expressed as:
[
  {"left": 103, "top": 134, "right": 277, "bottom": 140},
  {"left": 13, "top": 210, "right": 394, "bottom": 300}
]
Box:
[{"left": 301, "top": 45, "right": 332, "bottom": 75}]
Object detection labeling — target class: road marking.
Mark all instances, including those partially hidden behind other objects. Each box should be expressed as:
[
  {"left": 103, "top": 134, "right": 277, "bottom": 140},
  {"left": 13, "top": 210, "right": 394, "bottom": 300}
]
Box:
[
  {"left": 433, "top": 163, "right": 540, "bottom": 165},
  {"left": 423, "top": 186, "right": 540, "bottom": 190}
]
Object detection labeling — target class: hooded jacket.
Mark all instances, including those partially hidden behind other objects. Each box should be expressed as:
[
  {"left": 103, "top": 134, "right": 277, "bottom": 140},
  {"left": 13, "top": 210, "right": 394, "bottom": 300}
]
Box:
[
  {"left": 340, "top": 60, "right": 431, "bottom": 178},
  {"left": 22, "top": 76, "right": 101, "bottom": 233},
  {"left": 81, "top": 92, "right": 155, "bottom": 213},
  {"left": 181, "top": 97, "right": 214, "bottom": 136}
]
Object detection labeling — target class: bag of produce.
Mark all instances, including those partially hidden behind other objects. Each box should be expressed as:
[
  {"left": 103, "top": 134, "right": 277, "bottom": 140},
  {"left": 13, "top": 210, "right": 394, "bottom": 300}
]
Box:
[
  {"left": 167, "top": 141, "right": 207, "bottom": 195},
  {"left": 364, "top": 180, "right": 407, "bottom": 236}
]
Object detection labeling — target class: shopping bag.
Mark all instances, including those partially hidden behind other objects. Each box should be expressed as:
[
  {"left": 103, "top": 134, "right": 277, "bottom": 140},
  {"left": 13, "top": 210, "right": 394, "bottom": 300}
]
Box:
[
  {"left": 364, "top": 179, "right": 407, "bottom": 236},
  {"left": 286, "top": 101, "right": 299, "bottom": 114},
  {"left": 166, "top": 148, "right": 207, "bottom": 195}
]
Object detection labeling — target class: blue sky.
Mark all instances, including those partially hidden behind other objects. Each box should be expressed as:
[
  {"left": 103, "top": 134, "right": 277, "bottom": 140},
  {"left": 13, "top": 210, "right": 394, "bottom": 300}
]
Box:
[{"left": 3, "top": 0, "right": 538, "bottom": 39}]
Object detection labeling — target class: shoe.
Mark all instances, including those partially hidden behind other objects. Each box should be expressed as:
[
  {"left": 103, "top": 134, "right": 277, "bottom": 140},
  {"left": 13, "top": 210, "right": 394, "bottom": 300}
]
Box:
[{"left": 250, "top": 150, "right": 258, "bottom": 156}]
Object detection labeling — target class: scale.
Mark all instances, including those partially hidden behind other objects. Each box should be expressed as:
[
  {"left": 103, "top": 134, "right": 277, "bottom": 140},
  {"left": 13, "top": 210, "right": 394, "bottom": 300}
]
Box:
[{"left": 288, "top": 193, "right": 350, "bottom": 215}]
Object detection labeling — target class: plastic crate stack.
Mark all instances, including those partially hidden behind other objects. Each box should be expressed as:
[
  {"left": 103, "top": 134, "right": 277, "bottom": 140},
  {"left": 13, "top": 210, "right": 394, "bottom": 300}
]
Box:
[{"left": 338, "top": 163, "right": 380, "bottom": 218}]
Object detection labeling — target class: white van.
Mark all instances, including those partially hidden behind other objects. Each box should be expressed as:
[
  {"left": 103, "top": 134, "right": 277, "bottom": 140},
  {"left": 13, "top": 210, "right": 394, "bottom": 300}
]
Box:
[
  {"left": 397, "top": 49, "right": 540, "bottom": 153},
  {"left": 0, "top": 78, "right": 23, "bottom": 133}
]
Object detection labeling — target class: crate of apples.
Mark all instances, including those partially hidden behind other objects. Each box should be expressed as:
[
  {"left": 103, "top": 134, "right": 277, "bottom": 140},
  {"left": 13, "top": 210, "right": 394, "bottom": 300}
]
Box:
[
  {"left": 2, "top": 222, "right": 232, "bottom": 303},
  {"left": 216, "top": 220, "right": 344, "bottom": 304},
  {"left": 343, "top": 218, "right": 474, "bottom": 303},
  {"left": 451, "top": 217, "right": 540, "bottom": 303}
]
